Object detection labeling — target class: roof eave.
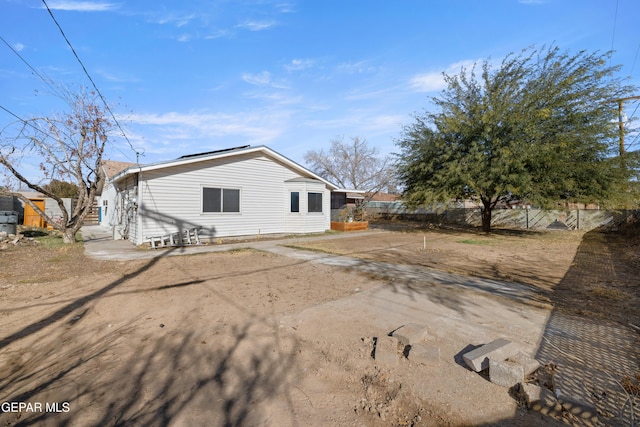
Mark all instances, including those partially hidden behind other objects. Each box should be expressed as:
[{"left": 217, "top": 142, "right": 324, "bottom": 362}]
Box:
[{"left": 109, "top": 145, "right": 340, "bottom": 190}]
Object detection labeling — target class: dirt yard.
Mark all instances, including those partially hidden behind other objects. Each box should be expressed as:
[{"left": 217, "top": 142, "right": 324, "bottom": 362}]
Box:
[{"left": 0, "top": 223, "right": 638, "bottom": 426}]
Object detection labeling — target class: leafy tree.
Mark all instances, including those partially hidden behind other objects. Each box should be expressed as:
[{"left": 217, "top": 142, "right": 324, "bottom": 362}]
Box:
[
  {"left": 396, "top": 46, "right": 636, "bottom": 231},
  {"left": 0, "top": 88, "right": 110, "bottom": 243},
  {"left": 304, "top": 136, "right": 393, "bottom": 195},
  {"left": 42, "top": 179, "right": 79, "bottom": 199}
]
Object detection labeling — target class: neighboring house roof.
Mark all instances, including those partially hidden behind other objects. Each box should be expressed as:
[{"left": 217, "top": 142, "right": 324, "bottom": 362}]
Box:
[
  {"left": 101, "top": 160, "right": 136, "bottom": 179},
  {"left": 110, "top": 145, "right": 341, "bottom": 190},
  {"left": 367, "top": 192, "right": 401, "bottom": 202},
  {"left": 15, "top": 191, "right": 46, "bottom": 199},
  {"left": 332, "top": 189, "right": 366, "bottom": 196}
]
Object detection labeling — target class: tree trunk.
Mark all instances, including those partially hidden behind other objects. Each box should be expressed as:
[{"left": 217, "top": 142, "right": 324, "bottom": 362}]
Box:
[
  {"left": 62, "top": 228, "right": 77, "bottom": 244},
  {"left": 481, "top": 203, "right": 492, "bottom": 232}
]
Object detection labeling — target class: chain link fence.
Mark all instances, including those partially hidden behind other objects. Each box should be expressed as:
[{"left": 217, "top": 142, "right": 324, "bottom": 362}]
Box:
[{"left": 366, "top": 202, "right": 637, "bottom": 231}]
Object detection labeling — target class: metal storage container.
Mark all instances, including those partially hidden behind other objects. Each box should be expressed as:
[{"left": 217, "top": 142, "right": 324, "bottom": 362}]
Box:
[{"left": 0, "top": 211, "right": 18, "bottom": 235}]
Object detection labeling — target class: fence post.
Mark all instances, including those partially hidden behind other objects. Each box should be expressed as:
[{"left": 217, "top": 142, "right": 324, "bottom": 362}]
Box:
[
  {"left": 526, "top": 208, "right": 529, "bottom": 229},
  {"left": 576, "top": 209, "right": 580, "bottom": 230}
]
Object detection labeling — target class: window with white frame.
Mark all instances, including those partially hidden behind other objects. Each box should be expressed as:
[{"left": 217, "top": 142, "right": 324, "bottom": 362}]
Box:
[
  {"left": 290, "top": 191, "right": 300, "bottom": 213},
  {"left": 203, "top": 187, "right": 240, "bottom": 213}
]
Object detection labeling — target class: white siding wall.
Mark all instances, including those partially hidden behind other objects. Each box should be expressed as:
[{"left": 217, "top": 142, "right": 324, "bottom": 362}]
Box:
[
  {"left": 43, "top": 198, "right": 72, "bottom": 224},
  {"left": 135, "top": 153, "right": 330, "bottom": 244},
  {"left": 284, "top": 181, "right": 330, "bottom": 234},
  {"left": 114, "top": 175, "right": 139, "bottom": 243},
  {"left": 99, "top": 182, "right": 118, "bottom": 227}
]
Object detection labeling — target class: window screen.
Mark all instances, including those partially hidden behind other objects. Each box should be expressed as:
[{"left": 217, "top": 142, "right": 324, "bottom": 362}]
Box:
[
  {"left": 291, "top": 191, "right": 300, "bottom": 212},
  {"left": 222, "top": 189, "right": 240, "bottom": 212},
  {"left": 203, "top": 187, "right": 222, "bottom": 212},
  {"left": 203, "top": 187, "right": 239, "bottom": 213},
  {"left": 308, "top": 192, "right": 323, "bottom": 213}
]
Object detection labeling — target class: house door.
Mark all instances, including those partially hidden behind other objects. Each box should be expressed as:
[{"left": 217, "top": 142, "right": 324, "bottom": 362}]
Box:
[{"left": 24, "top": 199, "right": 45, "bottom": 227}]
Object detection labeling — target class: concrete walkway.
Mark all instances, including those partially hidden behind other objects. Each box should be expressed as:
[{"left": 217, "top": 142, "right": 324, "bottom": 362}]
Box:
[
  {"left": 81, "top": 225, "right": 386, "bottom": 260},
  {"left": 81, "top": 224, "right": 543, "bottom": 305}
]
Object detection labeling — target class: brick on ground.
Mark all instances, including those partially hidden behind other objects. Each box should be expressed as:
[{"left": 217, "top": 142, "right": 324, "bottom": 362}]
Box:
[
  {"left": 490, "top": 352, "right": 540, "bottom": 387},
  {"left": 512, "top": 352, "right": 541, "bottom": 376},
  {"left": 391, "top": 323, "right": 429, "bottom": 347},
  {"left": 462, "top": 338, "right": 517, "bottom": 372},
  {"left": 374, "top": 336, "right": 399, "bottom": 367},
  {"left": 408, "top": 343, "right": 440, "bottom": 365},
  {"left": 490, "top": 358, "right": 524, "bottom": 387}
]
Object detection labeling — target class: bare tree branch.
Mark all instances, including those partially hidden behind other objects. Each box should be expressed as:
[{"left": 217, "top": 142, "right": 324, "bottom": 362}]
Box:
[
  {"left": 304, "top": 136, "right": 392, "bottom": 197},
  {"left": 0, "top": 87, "right": 111, "bottom": 243}
]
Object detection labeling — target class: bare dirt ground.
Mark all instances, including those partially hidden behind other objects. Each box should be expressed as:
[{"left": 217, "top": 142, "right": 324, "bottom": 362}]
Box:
[
  {"left": 291, "top": 222, "right": 640, "bottom": 328},
  {"left": 0, "top": 222, "right": 638, "bottom": 426}
]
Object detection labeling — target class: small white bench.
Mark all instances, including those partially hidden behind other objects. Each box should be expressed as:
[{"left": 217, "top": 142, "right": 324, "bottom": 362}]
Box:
[{"left": 147, "top": 227, "right": 202, "bottom": 248}]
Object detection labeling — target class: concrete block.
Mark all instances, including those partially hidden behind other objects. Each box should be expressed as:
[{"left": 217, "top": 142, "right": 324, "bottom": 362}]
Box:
[
  {"left": 490, "top": 358, "right": 524, "bottom": 387},
  {"left": 408, "top": 343, "right": 440, "bottom": 365},
  {"left": 462, "top": 338, "right": 516, "bottom": 372},
  {"left": 391, "top": 323, "right": 429, "bottom": 347},
  {"left": 374, "top": 336, "right": 399, "bottom": 367},
  {"left": 512, "top": 352, "right": 541, "bottom": 376}
]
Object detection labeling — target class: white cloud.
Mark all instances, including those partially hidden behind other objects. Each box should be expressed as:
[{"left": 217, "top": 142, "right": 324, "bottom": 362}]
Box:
[
  {"left": 304, "top": 112, "right": 404, "bottom": 134},
  {"left": 243, "top": 91, "right": 303, "bottom": 105},
  {"left": 336, "top": 61, "right": 378, "bottom": 74},
  {"left": 204, "top": 30, "right": 229, "bottom": 40},
  {"left": 242, "top": 71, "right": 289, "bottom": 89},
  {"left": 155, "top": 13, "right": 195, "bottom": 27},
  {"left": 13, "top": 43, "right": 25, "bottom": 52},
  {"left": 242, "top": 71, "right": 273, "bottom": 86},
  {"left": 44, "top": 1, "right": 119, "bottom": 12},
  {"left": 409, "top": 59, "right": 479, "bottom": 92},
  {"left": 96, "top": 69, "right": 139, "bottom": 83},
  {"left": 284, "top": 59, "right": 313, "bottom": 72},
  {"left": 236, "top": 20, "right": 277, "bottom": 31},
  {"left": 409, "top": 71, "right": 447, "bottom": 93},
  {"left": 126, "top": 110, "right": 288, "bottom": 146},
  {"left": 344, "top": 87, "right": 396, "bottom": 102},
  {"left": 275, "top": 2, "right": 295, "bottom": 13},
  {"left": 175, "top": 16, "right": 194, "bottom": 28},
  {"left": 177, "top": 33, "right": 192, "bottom": 43}
]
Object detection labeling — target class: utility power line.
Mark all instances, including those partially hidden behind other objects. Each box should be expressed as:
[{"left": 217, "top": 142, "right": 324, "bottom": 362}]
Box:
[
  {"left": 41, "top": 0, "right": 139, "bottom": 162},
  {"left": 0, "top": 35, "right": 136, "bottom": 163},
  {"left": 0, "top": 104, "right": 46, "bottom": 135},
  {"left": 0, "top": 35, "right": 65, "bottom": 99},
  {"left": 0, "top": 103, "right": 137, "bottom": 163}
]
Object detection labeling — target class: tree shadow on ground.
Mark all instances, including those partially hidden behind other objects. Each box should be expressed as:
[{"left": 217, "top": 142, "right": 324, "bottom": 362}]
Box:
[
  {"left": 473, "top": 228, "right": 640, "bottom": 426},
  {"left": 284, "top": 246, "right": 550, "bottom": 318},
  {"left": 0, "top": 321, "right": 298, "bottom": 427},
  {"left": 0, "top": 247, "right": 176, "bottom": 352},
  {"left": 0, "top": 242, "right": 300, "bottom": 427},
  {"left": 470, "top": 230, "right": 640, "bottom": 426},
  {"left": 532, "top": 228, "right": 640, "bottom": 426}
]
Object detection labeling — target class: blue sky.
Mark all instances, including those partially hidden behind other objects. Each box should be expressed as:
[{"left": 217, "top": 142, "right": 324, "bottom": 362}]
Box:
[{"left": 1, "top": 0, "right": 639, "bottom": 170}]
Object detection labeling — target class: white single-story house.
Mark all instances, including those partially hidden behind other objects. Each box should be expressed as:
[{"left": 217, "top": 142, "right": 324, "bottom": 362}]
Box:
[{"left": 101, "top": 145, "right": 358, "bottom": 245}]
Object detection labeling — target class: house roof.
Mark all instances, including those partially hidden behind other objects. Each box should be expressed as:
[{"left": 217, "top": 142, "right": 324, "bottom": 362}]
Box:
[
  {"left": 367, "top": 192, "right": 401, "bottom": 202},
  {"left": 346, "top": 192, "right": 365, "bottom": 199},
  {"left": 110, "top": 145, "right": 340, "bottom": 190},
  {"left": 101, "top": 160, "right": 136, "bottom": 179}
]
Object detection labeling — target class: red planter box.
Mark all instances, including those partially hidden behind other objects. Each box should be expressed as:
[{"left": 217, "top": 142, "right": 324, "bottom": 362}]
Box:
[{"left": 330, "top": 221, "right": 369, "bottom": 232}]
